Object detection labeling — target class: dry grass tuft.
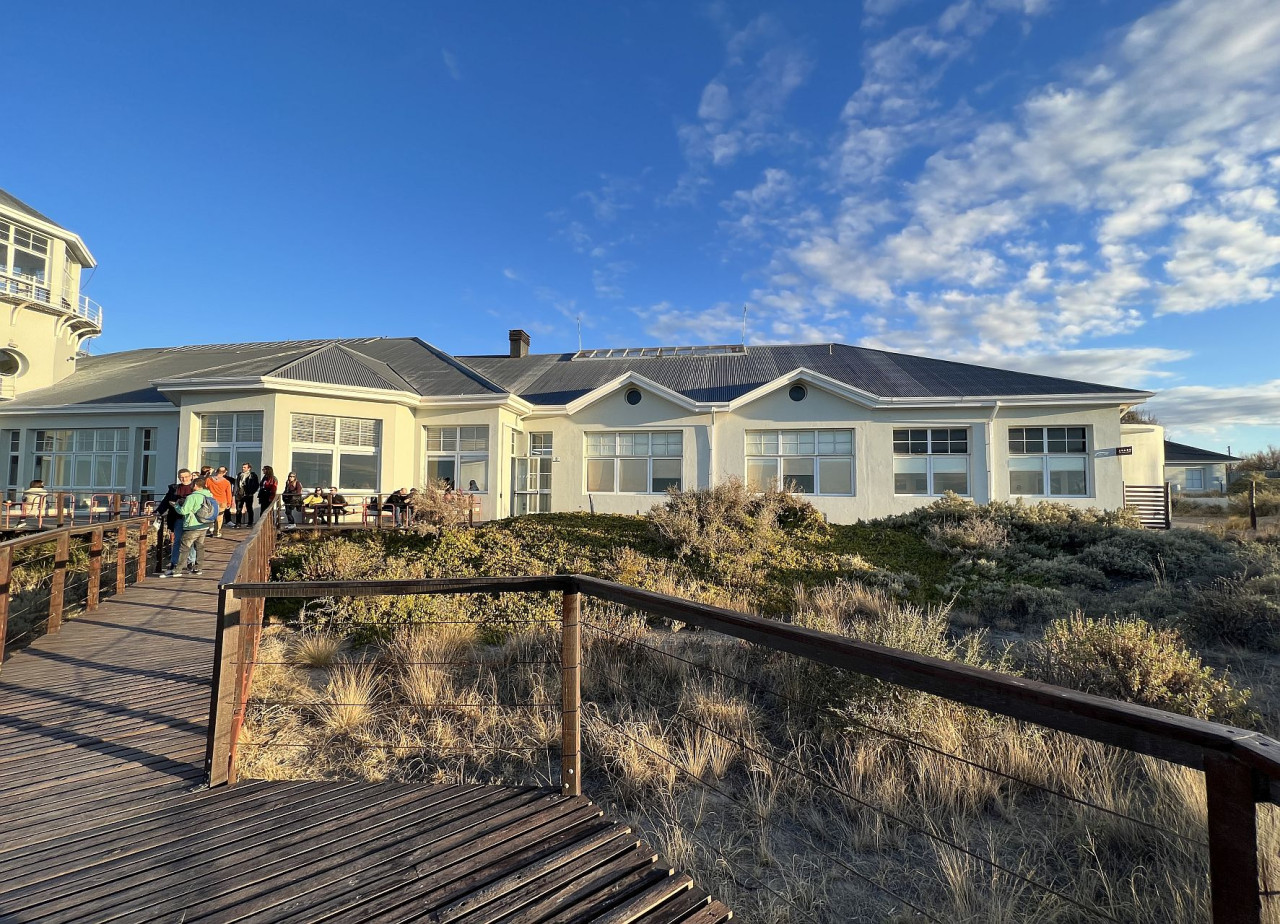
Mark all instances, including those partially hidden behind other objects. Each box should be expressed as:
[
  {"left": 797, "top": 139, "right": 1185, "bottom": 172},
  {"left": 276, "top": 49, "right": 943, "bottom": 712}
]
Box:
[
  {"left": 319, "top": 663, "right": 378, "bottom": 735},
  {"left": 289, "top": 631, "right": 342, "bottom": 668}
]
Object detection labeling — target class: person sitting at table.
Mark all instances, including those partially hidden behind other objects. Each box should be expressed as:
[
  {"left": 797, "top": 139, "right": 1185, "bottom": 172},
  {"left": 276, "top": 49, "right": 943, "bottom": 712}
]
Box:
[
  {"left": 324, "top": 487, "right": 348, "bottom": 523},
  {"left": 301, "top": 487, "right": 326, "bottom": 524},
  {"left": 382, "top": 488, "right": 410, "bottom": 526}
]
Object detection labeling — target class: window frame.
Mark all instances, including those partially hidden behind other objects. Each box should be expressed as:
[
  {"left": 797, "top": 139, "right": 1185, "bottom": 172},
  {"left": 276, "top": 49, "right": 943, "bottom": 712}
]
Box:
[
  {"left": 583, "top": 430, "right": 684, "bottom": 495},
  {"left": 31, "top": 427, "right": 130, "bottom": 494},
  {"left": 200, "top": 411, "right": 265, "bottom": 477},
  {"left": 891, "top": 427, "right": 971, "bottom": 497},
  {"left": 290, "top": 412, "right": 382, "bottom": 492},
  {"left": 744, "top": 428, "right": 855, "bottom": 496},
  {"left": 423, "top": 424, "right": 489, "bottom": 493},
  {"left": 1006, "top": 426, "right": 1090, "bottom": 498}
]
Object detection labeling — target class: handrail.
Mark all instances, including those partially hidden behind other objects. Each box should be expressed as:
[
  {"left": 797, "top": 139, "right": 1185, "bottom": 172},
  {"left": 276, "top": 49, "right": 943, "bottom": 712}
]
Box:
[
  {"left": 216, "top": 569, "right": 1278, "bottom": 921},
  {"left": 0, "top": 515, "right": 153, "bottom": 659},
  {"left": 0, "top": 269, "right": 104, "bottom": 327},
  {"left": 222, "top": 573, "right": 1280, "bottom": 786},
  {"left": 206, "top": 498, "right": 281, "bottom": 785}
]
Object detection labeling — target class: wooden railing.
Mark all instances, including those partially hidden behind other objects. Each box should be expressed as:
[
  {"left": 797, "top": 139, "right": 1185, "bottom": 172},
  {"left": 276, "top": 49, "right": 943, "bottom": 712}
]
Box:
[
  {"left": 211, "top": 568, "right": 1280, "bottom": 922},
  {"left": 0, "top": 516, "right": 152, "bottom": 659},
  {"left": 1, "top": 492, "right": 152, "bottom": 530},
  {"left": 205, "top": 499, "right": 281, "bottom": 786},
  {"left": 276, "top": 492, "right": 482, "bottom": 529}
]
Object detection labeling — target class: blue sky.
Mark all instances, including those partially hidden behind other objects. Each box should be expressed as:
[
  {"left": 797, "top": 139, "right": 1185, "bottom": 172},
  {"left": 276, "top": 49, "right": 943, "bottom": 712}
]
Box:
[{"left": 6, "top": 0, "right": 1279, "bottom": 452}]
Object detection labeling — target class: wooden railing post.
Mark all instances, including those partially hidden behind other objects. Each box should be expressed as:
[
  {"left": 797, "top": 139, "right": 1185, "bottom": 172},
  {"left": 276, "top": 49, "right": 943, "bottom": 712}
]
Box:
[
  {"left": 55, "top": 492, "right": 65, "bottom": 527},
  {"left": 86, "top": 526, "right": 104, "bottom": 611},
  {"left": 48, "top": 531, "right": 69, "bottom": 633},
  {"left": 0, "top": 546, "right": 11, "bottom": 659},
  {"left": 1205, "top": 752, "right": 1262, "bottom": 924},
  {"left": 136, "top": 520, "right": 149, "bottom": 584},
  {"left": 114, "top": 525, "right": 127, "bottom": 595},
  {"left": 561, "top": 589, "right": 581, "bottom": 797},
  {"left": 155, "top": 519, "right": 168, "bottom": 576},
  {"left": 206, "top": 584, "right": 243, "bottom": 787}
]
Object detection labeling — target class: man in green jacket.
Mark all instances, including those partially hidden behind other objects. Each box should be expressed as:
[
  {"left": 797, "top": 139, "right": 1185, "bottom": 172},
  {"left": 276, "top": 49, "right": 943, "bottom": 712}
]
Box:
[{"left": 162, "top": 475, "right": 216, "bottom": 577}]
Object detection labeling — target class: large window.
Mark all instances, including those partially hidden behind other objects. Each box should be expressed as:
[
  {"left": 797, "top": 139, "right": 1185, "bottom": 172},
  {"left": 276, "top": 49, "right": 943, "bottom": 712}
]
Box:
[
  {"left": 893, "top": 428, "right": 970, "bottom": 496},
  {"left": 32, "top": 428, "right": 130, "bottom": 493},
  {"left": 291, "top": 413, "right": 381, "bottom": 492},
  {"left": 745, "top": 429, "right": 854, "bottom": 495},
  {"left": 585, "top": 431, "right": 682, "bottom": 494},
  {"left": 424, "top": 425, "right": 489, "bottom": 492},
  {"left": 1185, "top": 469, "right": 1205, "bottom": 491},
  {"left": 1008, "top": 426, "right": 1088, "bottom": 497},
  {"left": 200, "top": 412, "right": 263, "bottom": 474},
  {"left": 0, "top": 220, "right": 50, "bottom": 283}
]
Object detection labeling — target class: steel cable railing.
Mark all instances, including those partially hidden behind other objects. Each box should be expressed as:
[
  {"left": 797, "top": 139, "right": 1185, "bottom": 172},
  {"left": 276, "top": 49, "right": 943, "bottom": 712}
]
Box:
[
  {"left": 585, "top": 629, "right": 1130, "bottom": 922},
  {"left": 215, "top": 569, "right": 1280, "bottom": 923}
]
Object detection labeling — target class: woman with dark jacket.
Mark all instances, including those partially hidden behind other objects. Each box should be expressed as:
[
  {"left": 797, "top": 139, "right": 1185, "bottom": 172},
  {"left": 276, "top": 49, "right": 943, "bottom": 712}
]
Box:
[
  {"left": 281, "top": 472, "right": 304, "bottom": 525},
  {"left": 258, "top": 465, "right": 279, "bottom": 517}
]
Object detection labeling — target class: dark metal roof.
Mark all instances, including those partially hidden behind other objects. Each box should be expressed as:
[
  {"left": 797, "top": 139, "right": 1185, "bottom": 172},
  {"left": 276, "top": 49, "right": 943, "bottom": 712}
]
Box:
[
  {"left": 2, "top": 337, "right": 1147, "bottom": 411},
  {"left": 1164, "top": 440, "right": 1241, "bottom": 464},
  {"left": 459, "top": 343, "right": 1146, "bottom": 406},
  {"left": 2, "top": 337, "right": 500, "bottom": 408},
  {"left": 0, "top": 188, "right": 63, "bottom": 230},
  {"left": 272, "top": 344, "right": 414, "bottom": 392}
]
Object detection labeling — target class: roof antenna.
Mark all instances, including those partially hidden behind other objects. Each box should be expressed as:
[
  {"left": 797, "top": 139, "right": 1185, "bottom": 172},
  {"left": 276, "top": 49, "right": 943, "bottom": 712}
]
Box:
[
  {"left": 741, "top": 304, "right": 748, "bottom": 345},
  {"left": 576, "top": 316, "right": 582, "bottom": 352}
]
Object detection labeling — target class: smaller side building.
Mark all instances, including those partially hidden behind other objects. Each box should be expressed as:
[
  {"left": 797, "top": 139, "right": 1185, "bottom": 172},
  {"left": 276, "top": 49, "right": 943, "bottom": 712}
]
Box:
[{"left": 1164, "top": 440, "right": 1239, "bottom": 494}]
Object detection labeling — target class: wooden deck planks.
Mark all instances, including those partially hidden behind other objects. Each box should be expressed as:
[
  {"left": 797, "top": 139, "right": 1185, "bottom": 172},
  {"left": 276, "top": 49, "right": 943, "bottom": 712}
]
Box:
[{"left": 0, "top": 534, "right": 733, "bottom": 924}]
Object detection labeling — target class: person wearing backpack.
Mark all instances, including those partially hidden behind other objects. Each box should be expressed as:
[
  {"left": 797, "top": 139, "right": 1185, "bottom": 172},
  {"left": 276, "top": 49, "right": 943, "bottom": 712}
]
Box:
[{"left": 161, "top": 475, "right": 218, "bottom": 577}]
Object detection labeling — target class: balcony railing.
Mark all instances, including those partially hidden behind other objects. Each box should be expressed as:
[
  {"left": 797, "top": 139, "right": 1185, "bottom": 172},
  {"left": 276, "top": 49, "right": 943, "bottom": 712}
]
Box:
[{"left": 0, "top": 270, "right": 103, "bottom": 328}]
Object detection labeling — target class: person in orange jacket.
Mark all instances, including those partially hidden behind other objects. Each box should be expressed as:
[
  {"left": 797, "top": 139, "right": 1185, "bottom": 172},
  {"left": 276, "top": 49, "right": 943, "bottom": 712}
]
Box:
[{"left": 205, "top": 466, "right": 235, "bottom": 537}]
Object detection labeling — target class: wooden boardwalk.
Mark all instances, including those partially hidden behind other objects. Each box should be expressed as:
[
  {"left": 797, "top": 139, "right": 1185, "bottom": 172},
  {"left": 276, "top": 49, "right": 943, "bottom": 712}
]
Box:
[{"left": 0, "top": 536, "right": 731, "bottom": 923}]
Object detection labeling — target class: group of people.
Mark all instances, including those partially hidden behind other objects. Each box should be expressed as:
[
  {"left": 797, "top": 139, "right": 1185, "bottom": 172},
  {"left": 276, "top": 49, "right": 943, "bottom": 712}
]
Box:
[
  {"left": 153, "top": 464, "right": 279, "bottom": 577},
  {"left": 152, "top": 464, "right": 420, "bottom": 576}
]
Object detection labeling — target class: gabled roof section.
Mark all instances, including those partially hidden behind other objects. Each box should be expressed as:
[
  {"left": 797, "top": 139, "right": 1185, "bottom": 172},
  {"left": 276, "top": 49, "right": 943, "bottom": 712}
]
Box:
[
  {"left": 0, "top": 188, "right": 96, "bottom": 266},
  {"left": 562, "top": 372, "right": 704, "bottom": 414},
  {"left": 4, "top": 337, "right": 504, "bottom": 409},
  {"left": 1164, "top": 440, "right": 1241, "bottom": 464},
  {"left": 270, "top": 343, "right": 414, "bottom": 392},
  {"left": 0, "top": 188, "right": 62, "bottom": 229},
  {"left": 461, "top": 342, "right": 1152, "bottom": 406}
]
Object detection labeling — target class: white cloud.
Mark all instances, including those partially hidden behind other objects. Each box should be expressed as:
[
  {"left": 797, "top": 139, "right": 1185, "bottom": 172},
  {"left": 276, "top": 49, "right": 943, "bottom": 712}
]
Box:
[
  {"left": 1146, "top": 379, "right": 1280, "bottom": 431},
  {"left": 698, "top": 0, "right": 1280, "bottom": 387},
  {"left": 674, "top": 15, "right": 812, "bottom": 183},
  {"left": 441, "top": 49, "right": 461, "bottom": 81}
]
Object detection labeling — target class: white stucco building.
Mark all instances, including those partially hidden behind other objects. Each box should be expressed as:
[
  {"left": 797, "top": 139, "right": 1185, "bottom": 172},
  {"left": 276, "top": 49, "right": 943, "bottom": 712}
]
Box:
[{"left": 0, "top": 189, "right": 1164, "bottom": 524}]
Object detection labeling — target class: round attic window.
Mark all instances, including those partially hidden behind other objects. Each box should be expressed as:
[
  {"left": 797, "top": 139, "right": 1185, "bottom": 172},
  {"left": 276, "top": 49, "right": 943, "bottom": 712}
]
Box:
[
  {"left": 625, "top": 388, "right": 642, "bottom": 405},
  {"left": 0, "top": 349, "right": 24, "bottom": 377},
  {"left": 788, "top": 384, "right": 807, "bottom": 402}
]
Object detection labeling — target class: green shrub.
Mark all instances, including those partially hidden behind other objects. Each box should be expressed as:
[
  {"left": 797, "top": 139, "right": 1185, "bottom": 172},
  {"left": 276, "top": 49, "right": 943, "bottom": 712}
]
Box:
[
  {"left": 1181, "top": 576, "right": 1280, "bottom": 651},
  {"left": 967, "top": 582, "right": 1078, "bottom": 627},
  {"left": 646, "top": 479, "right": 824, "bottom": 585},
  {"left": 1027, "top": 615, "right": 1253, "bottom": 724}
]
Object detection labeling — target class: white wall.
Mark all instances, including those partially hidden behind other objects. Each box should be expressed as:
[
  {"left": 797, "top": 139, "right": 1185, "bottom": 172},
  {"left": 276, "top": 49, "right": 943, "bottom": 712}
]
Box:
[{"left": 1119, "top": 423, "right": 1165, "bottom": 485}]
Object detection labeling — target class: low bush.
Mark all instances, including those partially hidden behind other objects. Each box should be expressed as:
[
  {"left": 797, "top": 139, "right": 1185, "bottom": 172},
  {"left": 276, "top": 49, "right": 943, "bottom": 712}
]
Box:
[
  {"left": 407, "top": 479, "right": 475, "bottom": 535},
  {"left": 1026, "top": 614, "right": 1253, "bottom": 724},
  {"left": 646, "top": 479, "right": 825, "bottom": 586}
]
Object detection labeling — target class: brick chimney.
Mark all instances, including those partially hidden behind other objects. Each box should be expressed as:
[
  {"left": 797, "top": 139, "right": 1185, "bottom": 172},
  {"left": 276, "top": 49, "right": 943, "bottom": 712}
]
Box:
[{"left": 508, "top": 329, "right": 530, "bottom": 358}]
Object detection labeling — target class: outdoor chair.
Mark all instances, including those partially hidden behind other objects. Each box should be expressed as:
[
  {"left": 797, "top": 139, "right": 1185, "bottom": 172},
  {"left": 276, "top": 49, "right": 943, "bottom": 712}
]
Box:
[{"left": 362, "top": 496, "right": 396, "bottom": 527}]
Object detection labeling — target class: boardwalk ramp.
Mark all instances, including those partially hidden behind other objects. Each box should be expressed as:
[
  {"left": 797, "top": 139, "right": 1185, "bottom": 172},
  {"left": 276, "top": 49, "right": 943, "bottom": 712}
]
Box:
[{"left": 0, "top": 537, "right": 731, "bottom": 923}]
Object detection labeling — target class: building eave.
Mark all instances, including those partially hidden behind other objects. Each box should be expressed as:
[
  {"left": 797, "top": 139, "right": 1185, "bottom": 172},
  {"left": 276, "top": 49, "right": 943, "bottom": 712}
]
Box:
[{"left": 0, "top": 402, "right": 174, "bottom": 415}]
